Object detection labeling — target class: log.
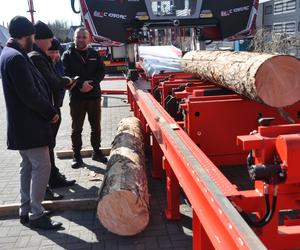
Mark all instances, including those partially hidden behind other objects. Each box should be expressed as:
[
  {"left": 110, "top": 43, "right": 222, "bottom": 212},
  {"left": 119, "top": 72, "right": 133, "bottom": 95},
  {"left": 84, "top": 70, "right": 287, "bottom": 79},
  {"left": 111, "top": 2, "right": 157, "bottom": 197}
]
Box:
[
  {"left": 97, "top": 117, "right": 149, "bottom": 236},
  {"left": 181, "top": 51, "right": 300, "bottom": 108},
  {"left": 56, "top": 147, "right": 111, "bottom": 159},
  {"left": 0, "top": 198, "right": 97, "bottom": 217}
]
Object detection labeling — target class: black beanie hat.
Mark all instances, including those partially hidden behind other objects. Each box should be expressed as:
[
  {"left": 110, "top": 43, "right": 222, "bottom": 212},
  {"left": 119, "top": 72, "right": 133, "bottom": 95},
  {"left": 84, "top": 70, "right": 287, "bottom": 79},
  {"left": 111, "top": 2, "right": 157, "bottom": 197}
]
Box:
[
  {"left": 49, "top": 38, "right": 60, "bottom": 51},
  {"left": 9, "top": 16, "right": 35, "bottom": 38},
  {"left": 34, "top": 21, "right": 53, "bottom": 40}
]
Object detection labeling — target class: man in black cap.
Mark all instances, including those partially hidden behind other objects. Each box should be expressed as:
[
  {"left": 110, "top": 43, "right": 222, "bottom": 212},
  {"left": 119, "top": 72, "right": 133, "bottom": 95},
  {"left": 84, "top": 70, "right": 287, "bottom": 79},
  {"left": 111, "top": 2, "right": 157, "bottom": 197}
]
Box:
[
  {"left": 47, "top": 38, "right": 65, "bottom": 76},
  {"left": 0, "top": 16, "right": 62, "bottom": 230},
  {"left": 62, "top": 27, "right": 107, "bottom": 168},
  {"left": 28, "top": 21, "right": 76, "bottom": 199}
]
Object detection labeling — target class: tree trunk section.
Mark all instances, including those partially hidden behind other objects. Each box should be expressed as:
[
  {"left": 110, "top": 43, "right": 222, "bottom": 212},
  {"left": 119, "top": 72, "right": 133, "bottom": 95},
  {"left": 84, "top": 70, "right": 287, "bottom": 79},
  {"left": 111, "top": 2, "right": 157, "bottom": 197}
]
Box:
[
  {"left": 181, "top": 51, "right": 300, "bottom": 108},
  {"left": 97, "top": 117, "right": 149, "bottom": 236}
]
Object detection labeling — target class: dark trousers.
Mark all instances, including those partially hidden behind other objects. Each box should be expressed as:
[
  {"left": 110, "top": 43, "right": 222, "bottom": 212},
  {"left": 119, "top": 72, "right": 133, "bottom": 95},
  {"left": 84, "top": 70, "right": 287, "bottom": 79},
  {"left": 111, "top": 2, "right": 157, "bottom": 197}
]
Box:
[
  {"left": 70, "top": 98, "right": 101, "bottom": 155},
  {"left": 49, "top": 109, "right": 61, "bottom": 183}
]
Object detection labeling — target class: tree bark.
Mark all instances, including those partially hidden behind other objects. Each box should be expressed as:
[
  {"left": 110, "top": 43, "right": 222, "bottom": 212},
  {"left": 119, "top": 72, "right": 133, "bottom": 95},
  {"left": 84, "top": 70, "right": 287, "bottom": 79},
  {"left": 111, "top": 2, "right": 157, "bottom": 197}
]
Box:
[
  {"left": 97, "top": 117, "right": 149, "bottom": 236},
  {"left": 181, "top": 51, "right": 300, "bottom": 108}
]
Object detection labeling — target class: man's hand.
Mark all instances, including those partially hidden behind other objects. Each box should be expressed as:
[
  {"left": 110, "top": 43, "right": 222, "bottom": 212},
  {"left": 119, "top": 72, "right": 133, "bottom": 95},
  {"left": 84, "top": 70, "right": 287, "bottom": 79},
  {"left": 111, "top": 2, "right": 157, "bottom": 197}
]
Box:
[
  {"left": 80, "top": 80, "right": 94, "bottom": 93},
  {"left": 50, "top": 114, "right": 59, "bottom": 123},
  {"left": 65, "top": 77, "right": 76, "bottom": 90},
  {"left": 67, "top": 79, "right": 77, "bottom": 91}
]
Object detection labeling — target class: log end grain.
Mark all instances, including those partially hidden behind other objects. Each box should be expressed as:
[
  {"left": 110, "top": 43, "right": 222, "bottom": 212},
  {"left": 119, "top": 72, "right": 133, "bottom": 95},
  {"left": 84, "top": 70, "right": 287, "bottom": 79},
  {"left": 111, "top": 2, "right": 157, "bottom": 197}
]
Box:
[
  {"left": 97, "top": 190, "right": 149, "bottom": 236},
  {"left": 256, "top": 56, "right": 300, "bottom": 107}
]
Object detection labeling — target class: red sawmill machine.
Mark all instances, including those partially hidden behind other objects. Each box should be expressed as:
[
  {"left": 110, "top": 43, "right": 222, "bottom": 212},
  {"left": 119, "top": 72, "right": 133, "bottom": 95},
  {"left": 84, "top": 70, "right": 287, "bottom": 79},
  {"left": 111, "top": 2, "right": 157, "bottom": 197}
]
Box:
[{"left": 72, "top": 0, "right": 300, "bottom": 249}]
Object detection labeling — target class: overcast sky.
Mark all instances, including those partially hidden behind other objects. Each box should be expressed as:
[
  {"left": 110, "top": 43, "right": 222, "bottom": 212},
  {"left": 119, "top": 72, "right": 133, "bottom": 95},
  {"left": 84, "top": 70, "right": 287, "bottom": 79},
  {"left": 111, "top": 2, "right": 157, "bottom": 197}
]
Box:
[{"left": 0, "top": 0, "right": 81, "bottom": 27}]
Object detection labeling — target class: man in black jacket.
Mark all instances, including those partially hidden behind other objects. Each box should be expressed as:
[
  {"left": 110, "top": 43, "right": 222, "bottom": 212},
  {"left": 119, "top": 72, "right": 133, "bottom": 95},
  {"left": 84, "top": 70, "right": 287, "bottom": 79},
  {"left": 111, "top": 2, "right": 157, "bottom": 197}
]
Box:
[
  {"left": 28, "top": 21, "right": 76, "bottom": 195},
  {"left": 62, "top": 27, "right": 107, "bottom": 168},
  {"left": 0, "top": 16, "right": 62, "bottom": 230}
]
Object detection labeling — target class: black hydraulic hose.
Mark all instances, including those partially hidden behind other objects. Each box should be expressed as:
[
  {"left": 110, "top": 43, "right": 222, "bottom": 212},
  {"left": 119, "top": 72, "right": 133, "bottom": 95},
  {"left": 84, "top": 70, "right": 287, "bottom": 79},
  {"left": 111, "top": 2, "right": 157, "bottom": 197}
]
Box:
[
  {"left": 241, "top": 185, "right": 278, "bottom": 228},
  {"left": 253, "top": 186, "right": 278, "bottom": 227},
  {"left": 71, "top": 0, "right": 81, "bottom": 14}
]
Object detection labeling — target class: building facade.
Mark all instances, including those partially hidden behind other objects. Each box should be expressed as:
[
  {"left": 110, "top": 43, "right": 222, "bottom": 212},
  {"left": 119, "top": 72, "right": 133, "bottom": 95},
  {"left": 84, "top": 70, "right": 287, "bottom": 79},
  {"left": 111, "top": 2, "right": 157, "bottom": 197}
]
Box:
[
  {"left": 0, "top": 25, "right": 9, "bottom": 51},
  {"left": 258, "top": 0, "right": 300, "bottom": 35}
]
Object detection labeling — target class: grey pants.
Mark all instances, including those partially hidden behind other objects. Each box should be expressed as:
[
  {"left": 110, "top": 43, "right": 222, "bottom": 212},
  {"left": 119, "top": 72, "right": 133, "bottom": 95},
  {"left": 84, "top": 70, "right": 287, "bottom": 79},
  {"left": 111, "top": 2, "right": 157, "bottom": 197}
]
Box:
[{"left": 19, "top": 146, "right": 51, "bottom": 220}]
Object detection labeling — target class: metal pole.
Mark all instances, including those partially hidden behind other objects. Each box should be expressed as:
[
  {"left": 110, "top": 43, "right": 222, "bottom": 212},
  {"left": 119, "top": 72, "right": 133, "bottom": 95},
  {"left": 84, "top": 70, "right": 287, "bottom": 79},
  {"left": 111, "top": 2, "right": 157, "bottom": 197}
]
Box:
[
  {"left": 27, "top": 0, "right": 35, "bottom": 24},
  {"left": 199, "top": 41, "right": 206, "bottom": 50},
  {"left": 126, "top": 44, "right": 136, "bottom": 69}
]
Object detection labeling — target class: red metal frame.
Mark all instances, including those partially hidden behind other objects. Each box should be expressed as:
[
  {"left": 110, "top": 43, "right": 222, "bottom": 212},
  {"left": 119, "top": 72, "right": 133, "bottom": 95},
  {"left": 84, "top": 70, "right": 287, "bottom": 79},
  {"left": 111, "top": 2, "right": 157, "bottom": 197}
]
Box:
[
  {"left": 150, "top": 72, "right": 195, "bottom": 94},
  {"left": 127, "top": 63, "right": 300, "bottom": 249},
  {"left": 102, "top": 77, "right": 126, "bottom": 81},
  {"left": 235, "top": 124, "right": 300, "bottom": 249},
  {"left": 182, "top": 94, "right": 300, "bottom": 166},
  {"left": 157, "top": 80, "right": 204, "bottom": 107},
  {"left": 127, "top": 80, "right": 266, "bottom": 250},
  {"left": 101, "top": 89, "right": 127, "bottom": 95}
]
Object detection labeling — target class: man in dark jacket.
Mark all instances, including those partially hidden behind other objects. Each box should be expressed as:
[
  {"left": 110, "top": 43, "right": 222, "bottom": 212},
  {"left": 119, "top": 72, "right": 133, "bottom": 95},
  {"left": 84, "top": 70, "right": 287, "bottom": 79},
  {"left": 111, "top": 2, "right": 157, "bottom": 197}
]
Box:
[
  {"left": 28, "top": 21, "right": 76, "bottom": 195},
  {"left": 0, "top": 16, "right": 62, "bottom": 230},
  {"left": 62, "top": 27, "right": 107, "bottom": 168}
]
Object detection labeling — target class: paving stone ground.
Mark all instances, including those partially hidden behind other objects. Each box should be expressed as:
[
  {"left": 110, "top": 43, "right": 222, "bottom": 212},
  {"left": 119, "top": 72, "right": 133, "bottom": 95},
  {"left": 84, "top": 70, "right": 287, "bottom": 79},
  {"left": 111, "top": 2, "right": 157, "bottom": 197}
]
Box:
[{"left": 0, "top": 77, "right": 192, "bottom": 250}]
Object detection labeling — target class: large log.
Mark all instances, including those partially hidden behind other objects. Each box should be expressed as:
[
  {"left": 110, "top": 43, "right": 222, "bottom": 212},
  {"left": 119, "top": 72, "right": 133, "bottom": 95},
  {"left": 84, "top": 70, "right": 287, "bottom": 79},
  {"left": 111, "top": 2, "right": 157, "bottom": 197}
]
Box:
[
  {"left": 181, "top": 51, "right": 300, "bottom": 108},
  {"left": 97, "top": 117, "right": 149, "bottom": 236}
]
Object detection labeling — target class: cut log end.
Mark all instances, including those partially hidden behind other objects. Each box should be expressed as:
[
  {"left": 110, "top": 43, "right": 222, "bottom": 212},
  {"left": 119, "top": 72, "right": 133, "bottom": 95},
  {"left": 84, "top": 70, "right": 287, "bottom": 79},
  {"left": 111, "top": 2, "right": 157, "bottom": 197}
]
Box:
[
  {"left": 97, "top": 190, "right": 149, "bottom": 236},
  {"left": 256, "top": 56, "right": 300, "bottom": 107}
]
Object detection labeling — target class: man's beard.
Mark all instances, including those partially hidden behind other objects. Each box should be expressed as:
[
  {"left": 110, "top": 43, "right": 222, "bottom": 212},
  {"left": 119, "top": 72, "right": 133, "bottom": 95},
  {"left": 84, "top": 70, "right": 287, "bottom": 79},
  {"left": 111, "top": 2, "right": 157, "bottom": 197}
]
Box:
[
  {"left": 23, "top": 37, "right": 34, "bottom": 53},
  {"left": 76, "top": 42, "right": 88, "bottom": 50}
]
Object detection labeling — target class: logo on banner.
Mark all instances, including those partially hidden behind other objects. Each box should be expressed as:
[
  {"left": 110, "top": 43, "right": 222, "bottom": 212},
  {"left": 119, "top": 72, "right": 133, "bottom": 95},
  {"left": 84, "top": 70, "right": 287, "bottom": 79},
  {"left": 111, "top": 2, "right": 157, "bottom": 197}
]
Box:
[
  {"left": 94, "top": 11, "right": 127, "bottom": 20},
  {"left": 221, "top": 5, "right": 250, "bottom": 17}
]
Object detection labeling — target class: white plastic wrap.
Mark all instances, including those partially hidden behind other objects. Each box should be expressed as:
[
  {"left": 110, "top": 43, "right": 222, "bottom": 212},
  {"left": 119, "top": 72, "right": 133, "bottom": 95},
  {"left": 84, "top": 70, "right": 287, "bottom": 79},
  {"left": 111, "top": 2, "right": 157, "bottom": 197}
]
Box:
[{"left": 138, "top": 45, "right": 182, "bottom": 77}]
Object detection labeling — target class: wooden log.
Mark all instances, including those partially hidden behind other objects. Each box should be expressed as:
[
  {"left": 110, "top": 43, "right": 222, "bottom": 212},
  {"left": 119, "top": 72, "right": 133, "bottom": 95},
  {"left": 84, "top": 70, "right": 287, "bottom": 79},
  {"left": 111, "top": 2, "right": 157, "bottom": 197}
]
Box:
[
  {"left": 181, "top": 51, "right": 300, "bottom": 108},
  {"left": 56, "top": 147, "right": 111, "bottom": 159},
  {"left": 97, "top": 117, "right": 149, "bottom": 236},
  {"left": 0, "top": 198, "right": 97, "bottom": 217}
]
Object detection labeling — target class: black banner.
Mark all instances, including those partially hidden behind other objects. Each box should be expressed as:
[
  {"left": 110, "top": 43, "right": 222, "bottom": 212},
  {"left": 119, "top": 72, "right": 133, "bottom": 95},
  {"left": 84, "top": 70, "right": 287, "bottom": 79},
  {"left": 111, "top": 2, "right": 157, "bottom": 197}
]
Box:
[
  {"left": 83, "top": 0, "right": 257, "bottom": 42},
  {"left": 85, "top": 0, "right": 147, "bottom": 43}
]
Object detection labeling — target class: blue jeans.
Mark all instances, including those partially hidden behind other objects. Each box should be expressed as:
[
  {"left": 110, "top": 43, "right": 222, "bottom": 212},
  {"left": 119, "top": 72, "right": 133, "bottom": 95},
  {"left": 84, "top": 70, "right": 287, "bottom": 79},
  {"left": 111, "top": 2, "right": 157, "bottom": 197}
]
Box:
[{"left": 19, "top": 146, "right": 51, "bottom": 220}]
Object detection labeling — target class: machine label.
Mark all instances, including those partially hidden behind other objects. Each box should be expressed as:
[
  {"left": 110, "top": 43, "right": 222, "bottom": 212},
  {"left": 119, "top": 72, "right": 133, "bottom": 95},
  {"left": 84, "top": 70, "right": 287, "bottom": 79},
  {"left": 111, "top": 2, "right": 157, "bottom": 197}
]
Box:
[
  {"left": 221, "top": 5, "right": 250, "bottom": 17},
  {"left": 94, "top": 11, "right": 127, "bottom": 20}
]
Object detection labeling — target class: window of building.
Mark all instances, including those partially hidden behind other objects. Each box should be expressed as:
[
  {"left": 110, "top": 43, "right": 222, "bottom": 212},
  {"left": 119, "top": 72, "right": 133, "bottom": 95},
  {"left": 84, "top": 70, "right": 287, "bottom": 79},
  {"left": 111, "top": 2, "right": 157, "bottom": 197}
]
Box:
[
  {"left": 286, "top": 0, "right": 296, "bottom": 10},
  {"left": 273, "top": 22, "right": 296, "bottom": 35},
  {"left": 273, "top": 23, "right": 283, "bottom": 33},
  {"left": 285, "top": 22, "right": 296, "bottom": 35},
  {"left": 273, "top": 0, "right": 296, "bottom": 14},
  {"left": 264, "top": 5, "right": 273, "bottom": 15},
  {"left": 265, "top": 25, "right": 273, "bottom": 31},
  {"left": 274, "top": 3, "right": 284, "bottom": 13}
]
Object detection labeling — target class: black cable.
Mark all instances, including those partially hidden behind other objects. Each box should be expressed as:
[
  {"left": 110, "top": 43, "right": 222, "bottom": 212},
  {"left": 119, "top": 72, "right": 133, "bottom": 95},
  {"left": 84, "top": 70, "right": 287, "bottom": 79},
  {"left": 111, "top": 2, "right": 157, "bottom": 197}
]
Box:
[
  {"left": 241, "top": 185, "right": 278, "bottom": 228},
  {"left": 71, "top": 0, "right": 81, "bottom": 14}
]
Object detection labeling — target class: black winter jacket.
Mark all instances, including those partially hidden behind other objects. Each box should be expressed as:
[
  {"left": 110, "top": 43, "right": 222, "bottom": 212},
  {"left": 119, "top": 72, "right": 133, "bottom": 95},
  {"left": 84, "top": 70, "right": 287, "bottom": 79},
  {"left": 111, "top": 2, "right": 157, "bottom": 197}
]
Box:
[
  {"left": 28, "top": 44, "right": 69, "bottom": 108},
  {"left": 62, "top": 44, "right": 105, "bottom": 102},
  {"left": 0, "top": 39, "right": 56, "bottom": 150}
]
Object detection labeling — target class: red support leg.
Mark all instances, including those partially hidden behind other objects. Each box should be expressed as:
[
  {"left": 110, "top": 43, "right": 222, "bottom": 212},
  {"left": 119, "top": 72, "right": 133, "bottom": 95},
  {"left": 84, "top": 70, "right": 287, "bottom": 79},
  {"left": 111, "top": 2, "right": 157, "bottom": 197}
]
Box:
[
  {"left": 144, "top": 124, "right": 150, "bottom": 146},
  {"left": 133, "top": 102, "right": 139, "bottom": 117},
  {"left": 152, "top": 136, "right": 163, "bottom": 178},
  {"left": 164, "top": 158, "right": 180, "bottom": 220},
  {"left": 193, "top": 210, "right": 214, "bottom": 250},
  {"left": 127, "top": 84, "right": 133, "bottom": 111},
  {"left": 139, "top": 116, "right": 150, "bottom": 146}
]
